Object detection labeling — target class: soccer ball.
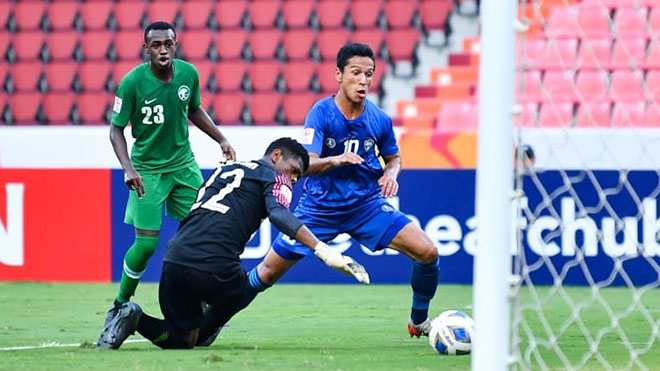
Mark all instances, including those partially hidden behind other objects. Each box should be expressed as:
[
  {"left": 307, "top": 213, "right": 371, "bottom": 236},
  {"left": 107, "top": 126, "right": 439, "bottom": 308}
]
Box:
[{"left": 428, "top": 310, "right": 474, "bottom": 355}]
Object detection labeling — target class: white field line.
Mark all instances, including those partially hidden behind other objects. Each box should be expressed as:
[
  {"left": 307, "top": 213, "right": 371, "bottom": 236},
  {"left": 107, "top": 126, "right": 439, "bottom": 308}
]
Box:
[{"left": 0, "top": 338, "right": 148, "bottom": 351}]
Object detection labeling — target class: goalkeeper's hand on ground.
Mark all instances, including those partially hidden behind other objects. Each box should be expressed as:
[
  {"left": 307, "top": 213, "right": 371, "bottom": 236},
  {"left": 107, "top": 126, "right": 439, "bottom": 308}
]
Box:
[{"left": 314, "top": 242, "right": 370, "bottom": 285}]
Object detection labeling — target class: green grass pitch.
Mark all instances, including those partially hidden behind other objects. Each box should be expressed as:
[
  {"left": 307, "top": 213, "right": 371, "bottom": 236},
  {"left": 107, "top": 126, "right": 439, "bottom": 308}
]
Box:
[{"left": 0, "top": 282, "right": 658, "bottom": 370}]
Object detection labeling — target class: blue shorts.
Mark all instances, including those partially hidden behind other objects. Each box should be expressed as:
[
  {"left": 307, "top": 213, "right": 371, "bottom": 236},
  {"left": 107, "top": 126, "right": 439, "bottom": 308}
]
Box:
[{"left": 272, "top": 197, "right": 412, "bottom": 260}]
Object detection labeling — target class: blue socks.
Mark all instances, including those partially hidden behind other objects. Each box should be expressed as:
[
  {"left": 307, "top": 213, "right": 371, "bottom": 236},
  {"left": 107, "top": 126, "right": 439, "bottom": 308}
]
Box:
[{"left": 410, "top": 259, "right": 439, "bottom": 325}]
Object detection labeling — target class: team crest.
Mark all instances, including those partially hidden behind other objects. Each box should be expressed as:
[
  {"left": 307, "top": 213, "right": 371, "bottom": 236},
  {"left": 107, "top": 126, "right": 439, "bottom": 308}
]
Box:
[
  {"left": 177, "top": 85, "right": 191, "bottom": 101},
  {"left": 325, "top": 138, "right": 336, "bottom": 148},
  {"left": 364, "top": 139, "right": 375, "bottom": 152}
]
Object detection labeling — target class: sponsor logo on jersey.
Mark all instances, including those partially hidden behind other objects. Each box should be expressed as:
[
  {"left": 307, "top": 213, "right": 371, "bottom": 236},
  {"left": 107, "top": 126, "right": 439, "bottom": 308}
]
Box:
[
  {"left": 301, "top": 128, "right": 315, "bottom": 145},
  {"left": 364, "top": 139, "right": 375, "bottom": 152},
  {"left": 177, "top": 85, "right": 191, "bottom": 101},
  {"left": 113, "top": 97, "right": 123, "bottom": 113},
  {"left": 325, "top": 138, "right": 336, "bottom": 149}
]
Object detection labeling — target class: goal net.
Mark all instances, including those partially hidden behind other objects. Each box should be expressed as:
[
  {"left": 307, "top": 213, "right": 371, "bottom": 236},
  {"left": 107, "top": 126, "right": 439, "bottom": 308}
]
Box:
[{"left": 509, "top": 0, "right": 660, "bottom": 369}]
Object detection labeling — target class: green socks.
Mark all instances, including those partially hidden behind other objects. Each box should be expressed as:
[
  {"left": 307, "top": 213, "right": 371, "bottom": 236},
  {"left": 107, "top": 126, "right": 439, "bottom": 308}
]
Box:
[{"left": 116, "top": 235, "right": 160, "bottom": 303}]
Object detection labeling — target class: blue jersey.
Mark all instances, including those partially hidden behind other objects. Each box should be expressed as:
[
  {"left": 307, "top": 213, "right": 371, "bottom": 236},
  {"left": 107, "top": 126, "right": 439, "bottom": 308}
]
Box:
[{"left": 299, "top": 96, "right": 399, "bottom": 212}]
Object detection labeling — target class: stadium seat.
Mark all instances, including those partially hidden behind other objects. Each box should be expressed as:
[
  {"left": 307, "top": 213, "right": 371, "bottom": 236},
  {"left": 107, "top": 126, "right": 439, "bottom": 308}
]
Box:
[
  {"left": 0, "top": 64, "right": 7, "bottom": 90},
  {"left": 579, "top": 7, "right": 611, "bottom": 39},
  {"left": 46, "top": 62, "right": 78, "bottom": 92},
  {"left": 47, "top": 31, "right": 80, "bottom": 62},
  {"left": 200, "top": 90, "right": 213, "bottom": 111},
  {"left": 14, "top": 1, "right": 45, "bottom": 31},
  {"left": 437, "top": 101, "right": 478, "bottom": 131},
  {"left": 47, "top": 1, "right": 79, "bottom": 31},
  {"left": 538, "top": 102, "right": 573, "bottom": 127},
  {"left": 350, "top": 0, "right": 383, "bottom": 29},
  {"left": 318, "top": 29, "right": 351, "bottom": 61},
  {"left": 212, "top": 92, "right": 246, "bottom": 124},
  {"left": 248, "top": 30, "right": 282, "bottom": 60},
  {"left": 10, "top": 62, "right": 44, "bottom": 93},
  {"left": 609, "top": 70, "right": 644, "bottom": 102},
  {"left": 82, "top": 31, "right": 113, "bottom": 61},
  {"left": 611, "top": 102, "right": 645, "bottom": 127},
  {"left": 352, "top": 29, "right": 386, "bottom": 55},
  {"left": 283, "top": 60, "right": 316, "bottom": 92},
  {"left": 644, "top": 102, "right": 660, "bottom": 127},
  {"left": 114, "top": 1, "right": 146, "bottom": 30},
  {"left": 214, "top": 60, "right": 247, "bottom": 91},
  {"left": 610, "top": 38, "right": 646, "bottom": 70},
  {"left": 542, "top": 71, "right": 577, "bottom": 103},
  {"left": 192, "top": 60, "right": 213, "bottom": 92},
  {"left": 180, "top": 30, "right": 213, "bottom": 60},
  {"left": 651, "top": 8, "right": 660, "bottom": 39},
  {"left": 516, "top": 70, "right": 543, "bottom": 103},
  {"left": 645, "top": 70, "right": 660, "bottom": 103},
  {"left": 318, "top": 60, "right": 338, "bottom": 94},
  {"left": 386, "top": 29, "right": 420, "bottom": 63},
  {"left": 112, "top": 59, "right": 141, "bottom": 88},
  {"left": 384, "top": 0, "right": 418, "bottom": 29},
  {"left": 249, "top": 92, "right": 283, "bottom": 125},
  {"left": 283, "top": 92, "right": 318, "bottom": 125},
  {"left": 613, "top": 7, "right": 648, "bottom": 38},
  {"left": 216, "top": 30, "right": 248, "bottom": 60},
  {"left": 546, "top": 7, "right": 580, "bottom": 38},
  {"left": 8, "top": 93, "right": 42, "bottom": 125},
  {"left": 575, "top": 70, "right": 609, "bottom": 102},
  {"left": 12, "top": 32, "right": 46, "bottom": 61},
  {"left": 576, "top": 38, "right": 611, "bottom": 69},
  {"left": 77, "top": 93, "right": 109, "bottom": 125},
  {"left": 214, "top": 0, "right": 247, "bottom": 29},
  {"left": 0, "top": 33, "right": 8, "bottom": 62},
  {"left": 316, "top": 0, "right": 349, "bottom": 29},
  {"left": 0, "top": 2, "right": 11, "bottom": 31},
  {"left": 283, "top": 0, "right": 315, "bottom": 29},
  {"left": 81, "top": 1, "right": 113, "bottom": 30},
  {"left": 114, "top": 30, "right": 144, "bottom": 60},
  {"left": 513, "top": 103, "right": 538, "bottom": 128},
  {"left": 528, "top": 39, "right": 578, "bottom": 70},
  {"left": 644, "top": 40, "right": 660, "bottom": 69},
  {"left": 147, "top": 0, "right": 180, "bottom": 25},
  {"left": 420, "top": 0, "right": 452, "bottom": 32},
  {"left": 79, "top": 61, "right": 111, "bottom": 92},
  {"left": 370, "top": 59, "right": 386, "bottom": 93},
  {"left": 282, "top": 29, "right": 316, "bottom": 60},
  {"left": 181, "top": 0, "right": 213, "bottom": 30},
  {"left": 575, "top": 102, "right": 610, "bottom": 127},
  {"left": 247, "top": 0, "right": 281, "bottom": 29},
  {"left": 44, "top": 93, "right": 75, "bottom": 125},
  {"left": 248, "top": 61, "right": 282, "bottom": 92}
]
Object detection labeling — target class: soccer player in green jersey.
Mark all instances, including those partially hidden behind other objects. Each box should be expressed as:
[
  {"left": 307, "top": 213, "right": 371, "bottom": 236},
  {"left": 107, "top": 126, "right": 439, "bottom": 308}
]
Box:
[{"left": 99, "top": 21, "right": 236, "bottom": 338}]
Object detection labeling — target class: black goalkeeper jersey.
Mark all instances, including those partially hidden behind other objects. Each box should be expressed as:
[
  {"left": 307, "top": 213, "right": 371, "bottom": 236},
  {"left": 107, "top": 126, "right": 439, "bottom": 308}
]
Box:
[{"left": 164, "top": 159, "right": 303, "bottom": 273}]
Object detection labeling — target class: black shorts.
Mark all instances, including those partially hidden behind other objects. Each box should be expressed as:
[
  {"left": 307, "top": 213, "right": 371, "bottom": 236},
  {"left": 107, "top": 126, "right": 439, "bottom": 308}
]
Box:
[{"left": 159, "top": 262, "right": 247, "bottom": 332}]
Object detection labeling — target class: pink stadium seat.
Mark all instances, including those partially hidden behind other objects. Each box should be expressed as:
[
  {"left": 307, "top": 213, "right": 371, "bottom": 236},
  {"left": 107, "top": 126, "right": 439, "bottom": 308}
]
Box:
[
  {"left": 248, "top": 61, "right": 282, "bottom": 92},
  {"left": 516, "top": 70, "right": 543, "bottom": 103},
  {"left": 46, "top": 62, "right": 78, "bottom": 92},
  {"left": 610, "top": 38, "right": 646, "bottom": 69},
  {"left": 180, "top": 30, "right": 213, "bottom": 60},
  {"left": 283, "top": 29, "right": 316, "bottom": 60},
  {"left": 112, "top": 60, "right": 141, "bottom": 87},
  {"left": 9, "top": 93, "right": 42, "bottom": 125},
  {"left": 318, "top": 29, "right": 351, "bottom": 61},
  {"left": 249, "top": 30, "right": 282, "bottom": 60},
  {"left": 214, "top": 60, "right": 247, "bottom": 91},
  {"left": 575, "top": 70, "right": 609, "bottom": 102},
  {"left": 609, "top": 70, "right": 644, "bottom": 102},
  {"left": 437, "top": 101, "right": 478, "bottom": 131},
  {"left": 352, "top": 28, "right": 386, "bottom": 53},
  {"left": 577, "top": 38, "right": 610, "bottom": 69},
  {"left": 611, "top": 102, "right": 645, "bottom": 127},
  {"left": 645, "top": 70, "right": 660, "bottom": 103},
  {"left": 370, "top": 59, "right": 386, "bottom": 93},
  {"left": 283, "top": 92, "right": 318, "bottom": 125},
  {"left": 0, "top": 2, "right": 11, "bottom": 31},
  {"left": 613, "top": 7, "right": 648, "bottom": 38},
  {"left": 47, "top": 31, "right": 79, "bottom": 62},
  {"left": 0, "top": 64, "right": 7, "bottom": 89},
  {"left": 316, "top": 0, "right": 349, "bottom": 29},
  {"left": 14, "top": 1, "right": 45, "bottom": 31},
  {"left": 537, "top": 39, "right": 578, "bottom": 70},
  {"left": 350, "top": 0, "right": 383, "bottom": 29},
  {"left": 0, "top": 33, "right": 8, "bottom": 61},
  {"left": 47, "top": 1, "right": 79, "bottom": 31},
  {"left": 385, "top": 0, "right": 418, "bottom": 29},
  {"left": 192, "top": 60, "right": 213, "bottom": 91},
  {"left": 82, "top": 31, "right": 113, "bottom": 61},
  {"left": 420, "top": 0, "right": 452, "bottom": 31},
  {"left": 81, "top": 1, "right": 113, "bottom": 30},
  {"left": 79, "top": 61, "right": 111, "bottom": 92},
  {"left": 645, "top": 40, "right": 660, "bottom": 69},
  {"left": 213, "top": 92, "right": 246, "bottom": 125},
  {"left": 12, "top": 32, "right": 46, "bottom": 61},
  {"left": 247, "top": 0, "right": 281, "bottom": 29},
  {"left": 182, "top": 0, "right": 213, "bottom": 29},
  {"left": 284, "top": 61, "right": 316, "bottom": 92},
  {"left": 114, "top": 30, "right": 144, "bottom": 60},
  {"left": 651, "top": 8, "right": 660, "bottom": 38},
  {"left": 546, "top": 7, "right": 580, "bottom": 38},
  {"left": 10, "top": 62, "right": 44, "bottom": 92},
  {"left": 386, "top": 29, "right": 420, "bottom": 62},
  {"left": 148, "top": 0, "right": 180, "bottom": 24},
  {"left": 575, "top": 102, "right": 610, "bottom": 127},
  {"left": 513, "top": 103, "right": 538, "bottom": 128},
  {"left": 77, "top": 93, "right": 109, "bottom": 125},
  {"left": 542, "top": 71, "right": 577, "bottom": 103},
  {"left": 579, "top": 7, "right": 611, "bottom": 39},
  {"left": 216, "top": 30, "right": 248, "bottom": 60},
  {"left": 283, "top": 0, "right": 315, "bottom": 29},
  {"left": 318, "top": 60, "right": 338, "bottom": 94},
  {"left": 44, "top": 93, "right": 75, "bottom": 125},
  {"left": 644, "top": 103, "right": 660, "bottom": 127},
  {"left": 214, "top": 0, "right": 247, "bottom": 29},
  {"left": 538, "top": 102, "right": 573, "bottom": 127},
  {"left": 249, "top": 92, "right": 282, "bottom": 125},
  {"left": 114, "top": 1, "right": 146, "bottom": 30}
]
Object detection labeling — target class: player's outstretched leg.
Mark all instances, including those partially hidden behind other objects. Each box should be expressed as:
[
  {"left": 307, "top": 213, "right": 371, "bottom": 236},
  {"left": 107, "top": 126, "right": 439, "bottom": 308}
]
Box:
[
  {"left": 136, "top": 313, "right": 199, "bottom": 349},
  {"left": 97, "top": 302, "right": 143, "bottom": 350}
]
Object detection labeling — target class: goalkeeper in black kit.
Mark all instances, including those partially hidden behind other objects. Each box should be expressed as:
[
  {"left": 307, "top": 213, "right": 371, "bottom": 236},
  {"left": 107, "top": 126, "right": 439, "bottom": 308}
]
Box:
[{"left": 97, "top": 137, "right": 370, "bottom": 350}]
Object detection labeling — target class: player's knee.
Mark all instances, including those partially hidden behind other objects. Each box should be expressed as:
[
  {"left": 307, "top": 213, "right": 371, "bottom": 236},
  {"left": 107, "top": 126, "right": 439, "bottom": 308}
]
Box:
[
  {"left": 417, "top": 241, "right": 438, "bottom": 264},
  {"left": 257, "top": 262, "right": 279, "bottom": 286}
]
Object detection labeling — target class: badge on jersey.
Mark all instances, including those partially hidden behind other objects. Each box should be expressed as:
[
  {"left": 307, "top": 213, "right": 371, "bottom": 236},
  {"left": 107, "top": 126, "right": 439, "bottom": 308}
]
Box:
[
  {"left": 273, "top": 174, "right": 293, "bottom": 208},
  {"left": 301, "top": 128, "right": 315, "bottom": 145},
  {"left": 113, "top": 96, "right": 123, "bottom": 113}
]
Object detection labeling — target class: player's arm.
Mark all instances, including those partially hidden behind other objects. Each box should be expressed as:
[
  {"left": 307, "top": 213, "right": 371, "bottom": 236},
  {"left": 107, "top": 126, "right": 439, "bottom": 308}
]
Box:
[
  {"left": 304, "top": 152, "right": 365, "bottom": 176},
  {"left": 188, "top": 107, "right": 236, "bottom": 161},
  {"left": 378, "top": 152, "right": 401, "bottom": 198}
]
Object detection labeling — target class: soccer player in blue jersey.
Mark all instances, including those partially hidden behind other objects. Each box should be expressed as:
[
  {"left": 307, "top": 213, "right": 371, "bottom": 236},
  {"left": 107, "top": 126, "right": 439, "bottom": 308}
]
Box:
[{"left": 220, "top": 43, "right": 440, "bottom": 341}]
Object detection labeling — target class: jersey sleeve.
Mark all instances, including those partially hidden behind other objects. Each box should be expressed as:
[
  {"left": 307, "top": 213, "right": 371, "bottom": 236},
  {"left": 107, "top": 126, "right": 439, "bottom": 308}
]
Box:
[
  {"left": 300, "top": 104, "right": 326, "bottom": 155},
  {"left": 263, "top": 173, "right": 303, "bottom": 238},
  {"left": 377, "top": 116, "right": 399, "bottom": 157},
  {"left": 188, "top": 65, "right": 202, "bottom": 111},
  {"left": 111, "top": 75, "right": 136, "bottom": 128}
]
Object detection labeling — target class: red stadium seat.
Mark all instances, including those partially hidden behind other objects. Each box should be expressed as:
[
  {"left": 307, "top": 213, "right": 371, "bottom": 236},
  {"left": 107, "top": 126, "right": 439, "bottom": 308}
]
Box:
[
  {"left": 350, "top": 0, "right": 383, "bottom": 29},
  {"left": 352, "top": 29, "right": 386, "bottom": 53},
  {"left": 248, "top": 61, "right": 282, "bottom": 92},
  {"left": 283, "top": 92, "right": 318, "bottom": 125},
  {"left": 283, "top": 0, "right": 315, "bottom": 29},
  {"left": 248, "top": 30, "right": 282, "bottom": 60},
  {"left": 182, "top": 0, "right": 213, "bottom": 30},
  {"left": 147, "top": 0, "right": 180, "bottom": 25},
  {"left": 284, "top": 61, "right": 317, "bottom": 92},
  {"left": 114, "top": 1, "right": 146, "bottom": 30},
  {"left": 386, "top": 29, "right": 420, "bottom": 62},
  {"left": 247, "top": 0, "right": 281, "bottom": 29},
  {"left": 613, "top": 7, "right": 648, "bottom": 38},
  {"left": 437, "top": 101, "right": 478, "bottom": 131},
  {"left": 576, "top": 38, "right": 610, "bottom": 69},
  {"left": 180, "top": 30, "right": 213, "bottom": 60},
  {"left": 79, "top": 61, "right": 111, "bottom": 92},
  {"left": 212, "top": 92, "right": 246, "bottom": 124},
  {"left": 216, "top": 30, "right": 248, "bottom": 60},
  {"left": 513, "top": 103, "right": 538, "bottom": 128},
  {"left": 538, "top": 102, "right": 573, "bottom": 127},
  {"left": 249, "top": 92, "right": 282, "bottom": 125},
  {"left": 318, "top": 29, "right": 351, "bottom": 61},
  {"left": 9, "top": 93, "right": 42, "bottom": 125},
  {"left": 82, "top": 31, "right": 113, "bottom": 61},
  {"left": 575, "top": 71, "right": 608, "bottom": 102},
  {"left": 81, "top": 1, "right": 113, "bottom": 30},
  {"left": 385, "top": 0, "right": 418, "bottom": 29},
  {"left": 542, "top": 71, "right": 577, "bottom": 103},
  {"left": 282, "top": 29, "right": 316, "bottom": 60},
  {"left": 112, "top": 60, "right": 141, "bottom": 88},
  {"left": 579, "top": 7, "right": 611, "bottom": 39},
  {"left": 644, "top": 103, "right": 660, "bottom": 127},
  {"left": 546, "top": 7, "right": 580, "bottom": 38},
  {"left": 645, "top": 70, "right": 660, "bottom": 103},
  {"left": 370, "top": 58, "right": 386, "bottom": 93},
  {"left": 47, "top": 31, "right": 79, "bottom": 62},
  {"left": 0, "top": 64, "right": 7, "bottom": 90},
  {"left": 318, "top": 60, "right": 338, "bottom": 94},
  {"left": 609, "top": 70, "right": 644, "bottom": 102},
  {"left": 44, "top": 93, "right": 75, "bottom": 125},
  {"left": 192, "top": 60, "right": 213, "bottom": 91},
  {"left": 0, "top": 2, "right": 11, "bottom": 31},
  {"left": 12, "top": 32, "right": 46, "bottom": 61},
  {"left": 200, "top": 90, "right": 213, "bottom": 111},
  {"left": 610, "top": 38, "right": 646, "bottom": 70},
  {"left": 10, "top": 62, "right": 44, "bottom": 92},
  {"left": 47, "top": 1, "right": 79, "bottom": 31},
  {"left": 644, "top": 40, "right": 660, "bottom": 69},
  {"left": 0, "top": 33, "right": 8, "bottom": 61},
  {"left": 77, "top": 93, "right": 109, "bottom": 125},
  {"left": 46, "top": 62, "right": 78, "bottom": 92},
  {"left": 214, "top": 60, "right": 247, "bottom": 91},
  {"left": 114, "top": 30, "right": 144, "bottom": 60},
  {"left": 515, "top": 70, "right": 543, "bottom": 103},
  {"left": 316, "top": 0, "right": 349, "bottom": 29},
  {"left": 611, "top": 102, "right": 645, "bottom": 127},
  {"left": 420, "top": 0, "right": 452, "bottom": 31},
  {"left": 575, "top": 102, "right": 610, "bottom": 127},
  {"left": 14, "top": 1, "right": 45, "bottom": 31},
  {"left": 214, "top": 0, "right": 247, "bottom": 29}
]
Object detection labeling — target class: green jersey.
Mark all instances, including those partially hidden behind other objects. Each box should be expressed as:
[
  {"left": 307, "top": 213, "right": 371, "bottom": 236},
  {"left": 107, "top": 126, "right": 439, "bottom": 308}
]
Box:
[{"left": 111, "top": 59, "right": 202, "bottom": 174}]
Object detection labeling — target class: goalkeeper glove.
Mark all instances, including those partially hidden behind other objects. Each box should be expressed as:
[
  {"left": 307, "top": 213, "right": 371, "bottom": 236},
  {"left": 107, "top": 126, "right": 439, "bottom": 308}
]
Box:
[{"left": 314, "top": 242, "right": 370, "bottom": 285}]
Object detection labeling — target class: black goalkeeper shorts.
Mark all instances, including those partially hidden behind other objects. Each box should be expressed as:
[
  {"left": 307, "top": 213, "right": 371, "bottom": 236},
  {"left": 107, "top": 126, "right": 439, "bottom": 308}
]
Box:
[{"left": 159, "top": 262, "right": 247, "bottom": 332}]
